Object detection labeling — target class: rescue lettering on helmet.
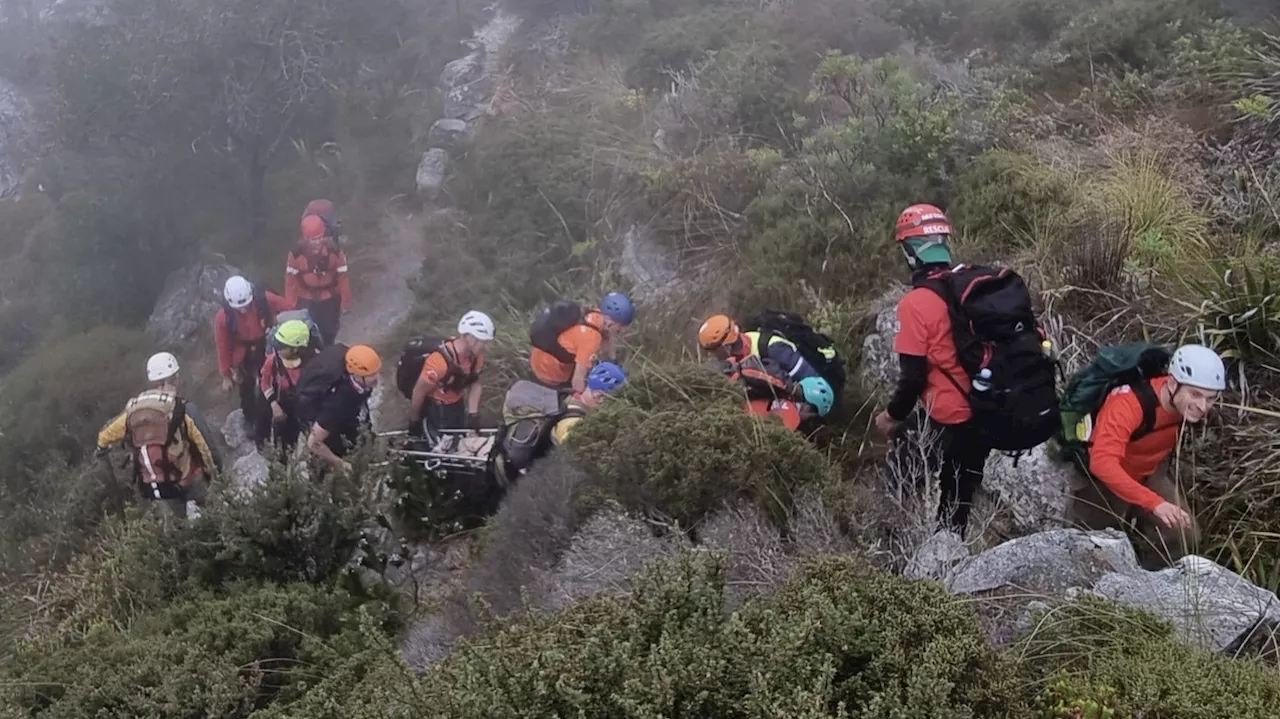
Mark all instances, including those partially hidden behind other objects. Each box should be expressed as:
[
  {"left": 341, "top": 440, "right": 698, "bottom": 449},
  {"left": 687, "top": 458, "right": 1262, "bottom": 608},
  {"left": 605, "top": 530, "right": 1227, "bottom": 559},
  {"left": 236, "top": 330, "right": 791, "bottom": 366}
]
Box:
[{"left": 919, "top": 223, "right": 951, "bottom": 234}]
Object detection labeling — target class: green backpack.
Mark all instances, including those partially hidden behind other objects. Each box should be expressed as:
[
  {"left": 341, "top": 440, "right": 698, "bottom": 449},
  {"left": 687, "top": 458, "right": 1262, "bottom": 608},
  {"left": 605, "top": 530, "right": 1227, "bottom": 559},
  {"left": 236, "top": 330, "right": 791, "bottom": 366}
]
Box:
[{"left": 1055, "top": 342, "right": 1172, "bottom": 467}]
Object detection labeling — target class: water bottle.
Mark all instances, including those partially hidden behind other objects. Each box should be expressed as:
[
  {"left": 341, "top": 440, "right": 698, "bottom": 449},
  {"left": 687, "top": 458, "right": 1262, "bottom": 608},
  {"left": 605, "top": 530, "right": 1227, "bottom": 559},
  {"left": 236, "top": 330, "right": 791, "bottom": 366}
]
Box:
[{"left": 971, "top": 368, "right": 992, "bottom": 392}]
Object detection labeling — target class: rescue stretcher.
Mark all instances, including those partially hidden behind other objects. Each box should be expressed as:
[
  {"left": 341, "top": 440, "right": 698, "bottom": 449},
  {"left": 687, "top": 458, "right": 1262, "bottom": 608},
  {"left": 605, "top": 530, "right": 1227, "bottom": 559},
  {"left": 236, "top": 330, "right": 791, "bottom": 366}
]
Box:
[{"left": 378, "top": 428, "right": 500, "bottom": 479}]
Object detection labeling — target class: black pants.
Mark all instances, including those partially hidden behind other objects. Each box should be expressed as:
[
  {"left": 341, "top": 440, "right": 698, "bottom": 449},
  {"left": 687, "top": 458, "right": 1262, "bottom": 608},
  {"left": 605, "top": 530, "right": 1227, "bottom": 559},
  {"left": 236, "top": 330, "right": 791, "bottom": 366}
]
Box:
[
  {"left": 892, "top": 412, "right": 992, "bottom": 536},
  {"left": 300, "top": 296, "right": 342, "bottom": 346},
  {"left": 421, "top": 399, "right": 466, "bottom": 443},
  {"left": 237, "top": 342, "right": 267, "bottom": 446},
  {"left": 266, "top": 396, "right": 302, "bottom": 458}
]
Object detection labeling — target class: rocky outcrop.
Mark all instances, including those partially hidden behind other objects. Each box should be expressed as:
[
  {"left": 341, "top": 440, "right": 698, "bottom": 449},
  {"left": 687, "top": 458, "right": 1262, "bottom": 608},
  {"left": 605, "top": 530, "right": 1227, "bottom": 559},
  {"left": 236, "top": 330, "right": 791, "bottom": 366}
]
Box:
[
  {"left": 145, "top": 262, "right": 241, "bottom": 347},
  {"left": 416, "top": 10, "right": 521, "bottom": 199},
  {"left": 859, "top": 285, "right": 1074, "bottom": 532},
  {"left": 0, "top": 77, "right": 31, "bottom": 198},
  {"left": 943, "top": 528, "right": 1280, "bottom": 653},
  {"left": 414, "top": 148, "right": 450, "bottom": 198},
  {"left": 618, "top": 223, "right": 686, "bottom": 301}
]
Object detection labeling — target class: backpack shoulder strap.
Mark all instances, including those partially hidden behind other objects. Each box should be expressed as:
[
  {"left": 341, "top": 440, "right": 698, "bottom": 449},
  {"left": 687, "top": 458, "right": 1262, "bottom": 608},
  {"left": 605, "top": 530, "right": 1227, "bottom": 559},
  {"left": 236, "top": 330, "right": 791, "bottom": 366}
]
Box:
[
  {"left": 166, "top": 396, "right": 188, "bottom": 447},
  {"left": 1129, "top": 378, "right": 1160, "bottom": 441}
]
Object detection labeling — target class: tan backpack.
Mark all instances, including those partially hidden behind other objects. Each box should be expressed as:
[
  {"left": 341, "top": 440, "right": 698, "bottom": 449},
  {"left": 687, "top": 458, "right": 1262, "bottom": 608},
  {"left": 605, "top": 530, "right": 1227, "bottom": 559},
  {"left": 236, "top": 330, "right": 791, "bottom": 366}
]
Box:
[{"left": 124, "top": 390, "right": 192, "bottom": 484}]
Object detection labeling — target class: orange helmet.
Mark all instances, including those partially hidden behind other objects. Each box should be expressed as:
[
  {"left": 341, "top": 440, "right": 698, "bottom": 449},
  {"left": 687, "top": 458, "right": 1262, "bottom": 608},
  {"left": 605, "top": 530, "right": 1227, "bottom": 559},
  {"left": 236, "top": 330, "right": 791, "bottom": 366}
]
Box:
[
  {"left": 345, "top": 345, "right": 382, "bottom": 376},
  {"left": 895, "top": 204, "right": 951, "bottom": 242},
  {"left": 301, "top": 214, "right": 328, "bottom": 241},
  {"left": 698, "top": 314, "right": 741, "bottom": 350}
]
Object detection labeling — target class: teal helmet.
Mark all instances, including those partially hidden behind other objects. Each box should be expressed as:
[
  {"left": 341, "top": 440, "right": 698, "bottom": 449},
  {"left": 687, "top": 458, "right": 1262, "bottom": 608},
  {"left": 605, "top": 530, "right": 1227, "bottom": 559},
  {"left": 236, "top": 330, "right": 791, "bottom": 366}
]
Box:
[{"left": 798, "top": 376, "right": 835, "bottom": 417}]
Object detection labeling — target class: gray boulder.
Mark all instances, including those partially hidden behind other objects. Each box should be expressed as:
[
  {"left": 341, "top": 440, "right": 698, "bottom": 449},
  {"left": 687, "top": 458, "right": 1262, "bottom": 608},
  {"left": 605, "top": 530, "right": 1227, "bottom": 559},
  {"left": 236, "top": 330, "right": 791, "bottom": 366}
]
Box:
[
  {"left": 0, "top": 77, "right": 32, "bottom": 198},
  {"left": 948, "top": 529, "right": 1280, "bottom": 653},
  {"left": 146, "top": 263, "right": 241, "bottom": 347},
  {"left": 426, "top": 118, "right": 473, "bottom": 151},
  {"left": 904, "top": 530, "right": 969, "bottom": 581},
  {"left": 415, "top": 148, "right": 450, "bottom": 198},
  {"left": 982, "top": 445, "right": 1074, "bottom": 533},
  {"left": 859, "top": 285, "right": 907, "bottom": 396},
  {"left": 1094, "top": 555, "right": 1280, "bottom": 653},
  {"left": 619, "top": 223, "right": 686, "bottom": 301}
]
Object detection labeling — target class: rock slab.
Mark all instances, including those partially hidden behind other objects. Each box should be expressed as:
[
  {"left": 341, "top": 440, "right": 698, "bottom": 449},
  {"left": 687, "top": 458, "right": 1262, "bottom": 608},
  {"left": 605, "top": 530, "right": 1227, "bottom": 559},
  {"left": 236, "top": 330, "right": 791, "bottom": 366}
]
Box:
[{"left": 948, "top": 528, "right": 1280, "bottom": 653}]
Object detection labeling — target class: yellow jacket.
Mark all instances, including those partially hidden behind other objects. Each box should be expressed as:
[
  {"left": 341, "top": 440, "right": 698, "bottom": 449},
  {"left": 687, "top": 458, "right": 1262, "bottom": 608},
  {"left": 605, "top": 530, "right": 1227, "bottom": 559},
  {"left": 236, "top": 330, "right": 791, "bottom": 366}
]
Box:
[
  {"left": 97, "top": 390, "right": 219, "bottom": 481},
  {"left": 549, "top": 398, "right": 590, "bottom": 447}
]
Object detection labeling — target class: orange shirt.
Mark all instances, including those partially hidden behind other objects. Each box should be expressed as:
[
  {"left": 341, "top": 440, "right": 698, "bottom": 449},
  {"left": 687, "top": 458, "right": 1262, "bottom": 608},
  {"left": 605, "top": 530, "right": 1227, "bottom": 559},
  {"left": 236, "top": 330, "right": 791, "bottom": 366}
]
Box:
[
  {"left": 529, "top": 311, "right": 605, "bottom": 386},
  {"left": 1088, "top": 375, "right": 1182, "bottom": 512},
  {"left": 418, "top": 340, "right": 484, "bottom": 405},
  {"left": 893, "top": 287, "right": 970, "bottom": 425}
]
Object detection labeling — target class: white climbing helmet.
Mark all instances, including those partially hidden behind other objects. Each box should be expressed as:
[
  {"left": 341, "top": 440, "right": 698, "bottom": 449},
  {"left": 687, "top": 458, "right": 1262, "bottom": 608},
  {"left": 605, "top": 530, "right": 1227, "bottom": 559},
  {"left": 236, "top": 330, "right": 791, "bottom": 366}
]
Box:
[
  {"left": 223, "top": 275, "right": 254, "bottom": 309},
  {"left": 458, "top": 310, "right": 495, "bottom": 341},
  {"left": 1170, "top": 344, "right": 1226, "bottom": 391},
  {"left": 147, "top": 352, "right": 180, "bottom": 382}
]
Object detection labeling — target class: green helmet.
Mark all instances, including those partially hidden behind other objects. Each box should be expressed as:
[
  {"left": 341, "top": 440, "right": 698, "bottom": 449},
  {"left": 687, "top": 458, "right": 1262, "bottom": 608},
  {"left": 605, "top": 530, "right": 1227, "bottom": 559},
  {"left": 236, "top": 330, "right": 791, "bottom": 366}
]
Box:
[
  {"left": 798, "top": 376, "right": 835, "bottom": 417},
  {"left": 274, "top": 319, "right": 311, "bottom": 349}
]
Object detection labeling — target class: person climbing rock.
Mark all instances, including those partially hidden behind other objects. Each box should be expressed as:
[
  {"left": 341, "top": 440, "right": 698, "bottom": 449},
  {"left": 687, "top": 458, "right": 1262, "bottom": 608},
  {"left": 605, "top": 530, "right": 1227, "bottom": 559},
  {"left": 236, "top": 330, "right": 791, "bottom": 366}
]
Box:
[
  {"left": 529, "top": 292, "right": 634, "bottom": 393},
  {"left": 298, "top": 344, "right": 381, "bottom": 472},
  {"left": 874, "top": 203, "right": 1057, "bottom": 536},
  {"left": 402, "top": 310, "right": 494, "bottom": 441},
  {"left": 95, "top": 352, "right": 221, "bottom": 518},
  {"left": 258, "top": 319, "right": 319, "bottom": 454},
  {"left": 1068, "top": 343, "right": 1224, "bottom": 566},
  {"left": 286, "top": 214, "right": 352, "bottom": 346},
  {"left": 214, "top": 275, "right": 291, "bottom": 443}
]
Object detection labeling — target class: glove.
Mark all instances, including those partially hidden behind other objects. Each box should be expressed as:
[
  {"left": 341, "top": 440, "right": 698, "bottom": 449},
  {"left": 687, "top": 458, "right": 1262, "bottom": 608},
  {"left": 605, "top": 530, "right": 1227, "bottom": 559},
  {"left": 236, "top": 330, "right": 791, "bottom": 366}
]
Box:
[
  {"left": 466, "top": 412, "right": 481, "bottom": 430},
  {"left": 407, "top": 419, "right": 425, "bottom": 439}
]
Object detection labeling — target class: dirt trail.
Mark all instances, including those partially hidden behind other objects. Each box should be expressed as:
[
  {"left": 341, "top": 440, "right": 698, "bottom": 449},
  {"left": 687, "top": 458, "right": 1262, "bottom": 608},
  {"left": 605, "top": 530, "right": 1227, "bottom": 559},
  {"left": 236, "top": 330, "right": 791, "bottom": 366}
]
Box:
[{"left": 339, "top": 208, "right": 431, "bottom": 431}]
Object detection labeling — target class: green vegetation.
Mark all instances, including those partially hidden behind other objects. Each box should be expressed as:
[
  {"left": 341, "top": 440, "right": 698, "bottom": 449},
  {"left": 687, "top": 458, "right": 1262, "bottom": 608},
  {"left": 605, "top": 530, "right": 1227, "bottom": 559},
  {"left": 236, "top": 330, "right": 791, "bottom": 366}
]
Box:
[{"left": 5, "top": 0, "right": 1280, "bottom": 714}]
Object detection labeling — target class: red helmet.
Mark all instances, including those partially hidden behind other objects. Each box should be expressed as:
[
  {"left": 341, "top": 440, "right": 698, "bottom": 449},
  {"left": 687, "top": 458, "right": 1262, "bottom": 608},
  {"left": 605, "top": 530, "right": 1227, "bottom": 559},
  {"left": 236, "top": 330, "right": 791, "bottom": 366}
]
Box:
[{"left": 895, "top": 204, "right": 951, "bottom": 242}]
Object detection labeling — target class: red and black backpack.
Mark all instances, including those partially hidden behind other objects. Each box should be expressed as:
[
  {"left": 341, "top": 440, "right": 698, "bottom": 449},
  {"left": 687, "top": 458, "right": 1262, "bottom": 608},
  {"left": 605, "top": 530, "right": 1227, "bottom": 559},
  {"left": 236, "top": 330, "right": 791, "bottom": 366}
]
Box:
[{"left": 913, "top": 264, "right": 1060, "bottom": 452}]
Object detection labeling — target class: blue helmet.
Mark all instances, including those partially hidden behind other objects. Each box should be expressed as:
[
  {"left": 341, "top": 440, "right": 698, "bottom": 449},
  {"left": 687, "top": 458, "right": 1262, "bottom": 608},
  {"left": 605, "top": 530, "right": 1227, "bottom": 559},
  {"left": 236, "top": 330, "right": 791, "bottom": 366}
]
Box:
[
  {"left": 600, "top": 292, "right": 635, "bottom": 326},
  {"left": 798, "top": 376, "right": 835, "bottom": 417},
  {"left": 587, "top": 361, "right": 628, "bottom": 393}
]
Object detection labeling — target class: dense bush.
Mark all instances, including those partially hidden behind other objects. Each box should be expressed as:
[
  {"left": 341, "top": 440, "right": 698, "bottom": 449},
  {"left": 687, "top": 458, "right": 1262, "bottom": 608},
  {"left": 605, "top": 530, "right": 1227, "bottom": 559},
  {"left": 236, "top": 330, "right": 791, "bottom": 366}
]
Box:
[
  {"left": 567, "top": 363, "right": 842, "bottom": 529},
  {"left": 43, "top": 463, "right": 377, "bottom": 634},
  {"left": 409, "top": 554, "right": 1026, "bottom": 718},
  {"left": 0, "top": 583, "right": 396, "bottom": 718}
]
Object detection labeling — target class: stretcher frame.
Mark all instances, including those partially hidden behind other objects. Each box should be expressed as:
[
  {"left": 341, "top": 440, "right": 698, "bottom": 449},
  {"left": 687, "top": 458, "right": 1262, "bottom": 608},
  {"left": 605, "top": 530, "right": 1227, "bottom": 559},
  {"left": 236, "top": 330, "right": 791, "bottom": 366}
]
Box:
[{"left": 378, "top": 428, "right": 499, "bottom": 474}]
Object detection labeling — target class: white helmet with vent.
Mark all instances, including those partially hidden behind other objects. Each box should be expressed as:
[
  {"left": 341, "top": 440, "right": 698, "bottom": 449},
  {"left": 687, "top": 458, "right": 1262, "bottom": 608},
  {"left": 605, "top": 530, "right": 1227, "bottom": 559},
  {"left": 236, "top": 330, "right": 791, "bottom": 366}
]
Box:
[
  {"left": 1170, "top": 344, "right": 1225, "bottom": 391},
  {"left": 458, "top": 310, "right": 495, "bottom": 341}
]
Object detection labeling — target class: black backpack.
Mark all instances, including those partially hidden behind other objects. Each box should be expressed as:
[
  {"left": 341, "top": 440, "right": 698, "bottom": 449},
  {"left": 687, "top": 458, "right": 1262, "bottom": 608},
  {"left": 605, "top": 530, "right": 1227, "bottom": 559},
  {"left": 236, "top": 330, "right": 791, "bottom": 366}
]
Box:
[
  {"left": 913, "top": 265, "right": 1060, "bottom": 452},
  {"left": 395, "top": 335, "right": 477, "bottom": 400},
  {"left": 295, "top": 343, "right": 351, "bottom": 426},
  {"left": 222, "top": 286, "right": 270, "bottom": 337},
  {"left": 741, "top": 310, "right": 847, "bottom": 400},
  {"left": 530, "top": 300, "right": 597, "bottom": 364}
]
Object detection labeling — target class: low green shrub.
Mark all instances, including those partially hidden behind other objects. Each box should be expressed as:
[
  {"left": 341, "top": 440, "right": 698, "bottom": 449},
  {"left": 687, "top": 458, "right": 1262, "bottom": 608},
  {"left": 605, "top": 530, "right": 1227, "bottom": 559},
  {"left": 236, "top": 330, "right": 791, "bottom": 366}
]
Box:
[
  {"left": 409, "top": 553, "right": 1027, "bottom": 718},
  {"left": 0, "top": 582, "right": 397, "bottom": 718},
  {"left": 950, "top": 150, "right": 1079, "bottom": 257},
  {"left": 0, "top": 326, "right": 151, "bottom": 480},
  {"left": 44, "top": 461, "right": 378, "bottom": 634},
  {"left": 1017, "top": 598, "right": 1280, "bottom": 717},
  {"left": 566, "top": 363, "right": 842, "bottom": 529}
]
